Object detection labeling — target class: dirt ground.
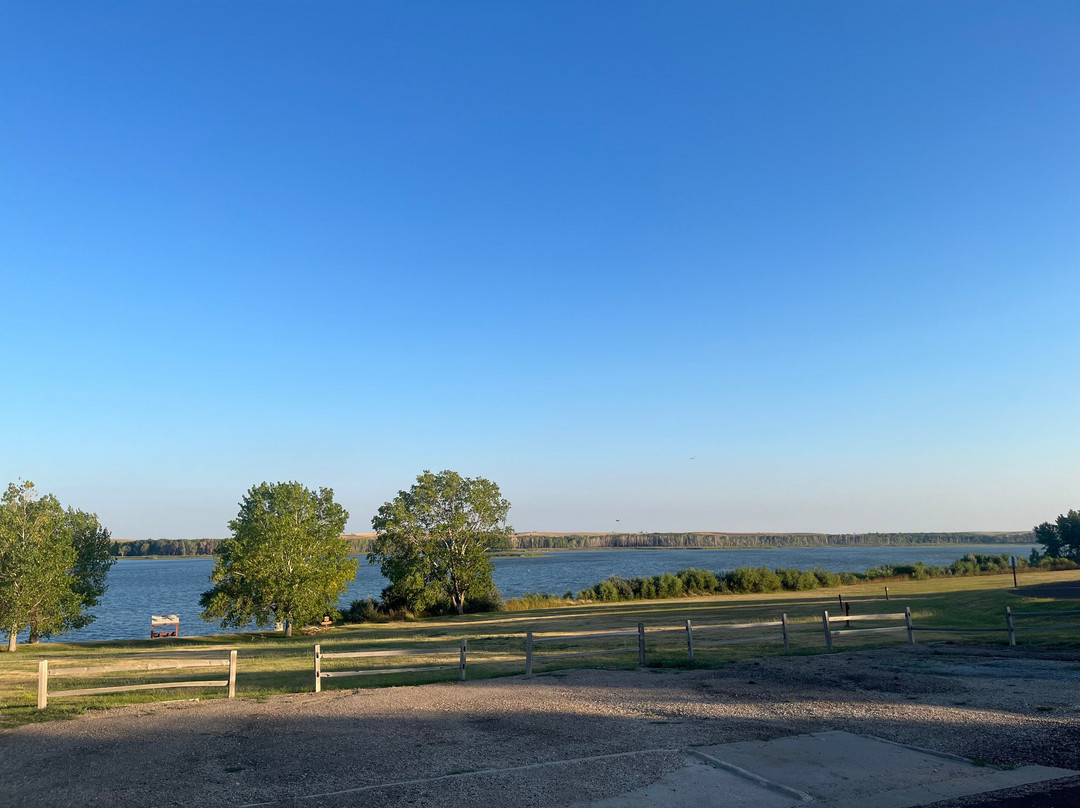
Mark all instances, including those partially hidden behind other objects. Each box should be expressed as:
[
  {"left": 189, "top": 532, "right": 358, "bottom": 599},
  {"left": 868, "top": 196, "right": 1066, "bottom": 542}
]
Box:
[{"left": 2, "top": 644, "right": 1079, "bottom": 807}]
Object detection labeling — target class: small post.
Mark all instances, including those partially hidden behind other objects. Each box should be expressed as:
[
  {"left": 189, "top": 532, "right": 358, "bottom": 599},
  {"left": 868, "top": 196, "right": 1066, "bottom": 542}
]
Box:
[
  {"left": 637, "top": 622, "right": 646, "bottom": 668},
  {"left": 822, "top": 610, "right": 833, "bottom": 652},
  {"left": 314, "top": 644, "right": 322, "bottom": 693},
  {"left": 525, "top": 631, "right": 533, "bottom": 677},
  {"left": 781, "top": 613, "right": 789, "bottom": 653},
  {"left": 459, "top": 638, "right": 467, "bottom": 682},
  {"left": 838, "top": 594, "right": 843, "bottom": 607},
  {"left": 1006, "top": 606, "right": 1016, "bottom": 647},
  {"left": 885, "top": 586, "right": 889, "bottom": 601},
  {"left": 227, "top": 650, "right": 237, "bottom": 698},
  {"left": 844, "top": 601, "right": 850, "bottom": 628},
  {"left": 905, "top": 606, "right": 915, "bottom": 645},
  {"left": 1011, "top": 557, "right": 1018, "bottom": 588},
  {"left": 685, "top": 619, "right": 694, "bottom": 662},
  {"left": 37, "top": 659, "right": 48, "bottom": 710}
]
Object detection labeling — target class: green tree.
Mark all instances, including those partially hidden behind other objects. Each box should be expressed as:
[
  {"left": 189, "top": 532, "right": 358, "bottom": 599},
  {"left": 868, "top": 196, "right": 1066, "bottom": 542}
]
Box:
[
  {"left": 1033, "top": 510, "right": 1080, "bottom": 562},
  {"left": 0, "top": 482, "right": 113, "bottom": 651},
  {"left": 200, "top": 481, "right": 355, "bottom": 637},
  {"left": 369, "top": 470, "right": 512, "bottom": 615}
]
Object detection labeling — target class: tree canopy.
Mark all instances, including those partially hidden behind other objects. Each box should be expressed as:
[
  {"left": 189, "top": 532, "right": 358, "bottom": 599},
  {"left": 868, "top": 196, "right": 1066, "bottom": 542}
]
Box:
[
  {"left": 369, "top": 470, "right": 512, "bottom": 615},
  {"left": 200, "top": 481, "right": 355, "bottom": 636},
  {"left": 1034, "top": 510, "right": 1080, "bottom": 562},
  {"left": 0, "top": 480, "right": 114, "bottom": 651}
]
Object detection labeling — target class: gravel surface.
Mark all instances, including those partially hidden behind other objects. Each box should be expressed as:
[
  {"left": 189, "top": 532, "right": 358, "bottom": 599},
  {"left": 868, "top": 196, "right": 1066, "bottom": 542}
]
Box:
[{"left": 2, "top": 644, "right": 1078, "bottom": 807}]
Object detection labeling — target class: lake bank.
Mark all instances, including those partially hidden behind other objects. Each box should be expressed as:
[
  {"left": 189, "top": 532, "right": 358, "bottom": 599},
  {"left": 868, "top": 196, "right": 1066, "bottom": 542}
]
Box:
[{"left": 21, "top": 544, "right": 1039, "bottom": 644}]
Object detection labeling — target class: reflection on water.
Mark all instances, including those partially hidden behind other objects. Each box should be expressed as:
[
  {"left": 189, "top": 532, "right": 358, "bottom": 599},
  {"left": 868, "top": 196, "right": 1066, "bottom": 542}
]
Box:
[{"left": 25, "top": 544, "right": 1035, "bottom": 643}]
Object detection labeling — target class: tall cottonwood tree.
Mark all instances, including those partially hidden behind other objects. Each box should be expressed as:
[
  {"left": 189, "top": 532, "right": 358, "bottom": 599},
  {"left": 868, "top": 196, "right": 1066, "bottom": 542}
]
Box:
[
  {"left": 370, "top": 470, "right": 512, "bottom": 615},
  {"left": 0, "top": 481, "right": 114, "bottom": 651},
  {"left": 200, "top": 481, "right": 355, "bottom": 637}
]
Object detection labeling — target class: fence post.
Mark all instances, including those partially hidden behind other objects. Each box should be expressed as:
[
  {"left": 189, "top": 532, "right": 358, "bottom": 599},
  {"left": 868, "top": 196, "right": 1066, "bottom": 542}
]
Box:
[
  {"left": 885, "top": 586, "right": 889, "bottom": 601},
  {"left": 314, "top": 644, "right": 322, "bottom": 693},
  {"left": 905, "top": 607, "right": 915, "bottom": 645},
  {"left": 685, "top": 619, "right": 694, "bottom": 662},
  {"left": 525, "top": 631, "right": 533, "bottom": 677},
  {"left": 228, "top": 650, "right": 237, "bottom": 698},
  {"left": 781, "top": 613, "right": 789, "bottom": 653},
  {"left": 1006, "top": 606, "right": 1016, "bottom": 647},
  {"left": 822, "top": 610, "right": 833, "bottom": 652},
  {"left": 37, "top": 659, "right": 48, "bottom": 710},
  {"left": 638, "top": 623, "right": 646, "bottom": 668},
  {"left": 459, "top": 638, "right": 467, "bottom": 681}
]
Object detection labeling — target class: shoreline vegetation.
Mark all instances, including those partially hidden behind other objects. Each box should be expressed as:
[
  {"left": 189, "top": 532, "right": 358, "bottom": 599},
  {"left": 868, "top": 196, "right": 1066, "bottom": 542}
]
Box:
[
  {"left": 4, "top": 566, "right": 1079, "bottom": 729},
  {"left": 107, "top": 530, "right": 1036, "bottom": 558}
]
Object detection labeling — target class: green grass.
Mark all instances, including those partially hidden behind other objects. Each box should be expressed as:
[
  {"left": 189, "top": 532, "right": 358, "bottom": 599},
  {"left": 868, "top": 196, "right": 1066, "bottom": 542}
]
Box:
[{"left": 1, "top": 568, "right": 1077, "bottom": 730}]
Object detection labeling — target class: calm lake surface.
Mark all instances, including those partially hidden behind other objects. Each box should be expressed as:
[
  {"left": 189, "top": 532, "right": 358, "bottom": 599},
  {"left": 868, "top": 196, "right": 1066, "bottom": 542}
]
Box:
[{"left": 29, "top": 545, "right": 1035, "bottom": 643}]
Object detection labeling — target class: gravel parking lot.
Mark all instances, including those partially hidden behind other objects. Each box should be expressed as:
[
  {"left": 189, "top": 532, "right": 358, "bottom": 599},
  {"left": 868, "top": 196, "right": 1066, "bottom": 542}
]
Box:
[{"left": 3, "top": 644, "right": 1078, "bottom": 807}]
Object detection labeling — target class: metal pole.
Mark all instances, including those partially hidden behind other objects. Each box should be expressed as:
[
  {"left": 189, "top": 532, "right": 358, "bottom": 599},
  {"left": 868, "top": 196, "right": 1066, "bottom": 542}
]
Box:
[{"left": 1011, "top": 557, "right": 1018, "bottom": 588}]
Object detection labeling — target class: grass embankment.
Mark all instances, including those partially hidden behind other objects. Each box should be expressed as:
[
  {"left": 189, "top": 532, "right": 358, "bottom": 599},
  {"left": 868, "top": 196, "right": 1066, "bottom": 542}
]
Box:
[{"left": 2, "top": 569, "right": 1077, "bottom": 730}]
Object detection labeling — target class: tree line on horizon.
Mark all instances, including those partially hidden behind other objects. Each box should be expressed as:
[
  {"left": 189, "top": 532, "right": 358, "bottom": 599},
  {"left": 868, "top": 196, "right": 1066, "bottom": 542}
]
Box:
[{"left": 107, "top": 529, "right": 1036, "bottom": 557}]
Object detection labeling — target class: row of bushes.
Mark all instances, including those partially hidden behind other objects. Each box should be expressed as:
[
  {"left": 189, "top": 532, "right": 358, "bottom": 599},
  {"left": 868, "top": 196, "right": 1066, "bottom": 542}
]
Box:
[{"left": 340, "top": 553, "right": 1080, "bottom": 621}]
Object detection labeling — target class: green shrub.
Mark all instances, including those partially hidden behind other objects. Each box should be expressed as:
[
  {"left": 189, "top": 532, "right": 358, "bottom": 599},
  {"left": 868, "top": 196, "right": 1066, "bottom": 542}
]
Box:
[
  {"left": 811, "top": 568, "right": 841, "bottom": 588},
  {"left": 725, "top": 566, "right": 782, "bottom": 593}
]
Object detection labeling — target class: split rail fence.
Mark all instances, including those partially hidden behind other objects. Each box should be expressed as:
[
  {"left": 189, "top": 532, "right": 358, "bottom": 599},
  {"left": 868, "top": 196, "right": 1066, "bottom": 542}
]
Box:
[
  {"left": 37, "top": 650, "right": 236, "bottom": 709},
  {"left": 314, "top": 641, "right": 468, "bottom": 692},
  {"left": 31, "top": 604, "right": 1078, "bottom": 707}
]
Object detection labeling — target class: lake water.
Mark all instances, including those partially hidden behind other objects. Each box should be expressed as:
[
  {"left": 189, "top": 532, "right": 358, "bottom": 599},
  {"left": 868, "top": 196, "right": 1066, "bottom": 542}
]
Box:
[{"left": 22, "top": 545, "right": 1035, "bottom": 643}]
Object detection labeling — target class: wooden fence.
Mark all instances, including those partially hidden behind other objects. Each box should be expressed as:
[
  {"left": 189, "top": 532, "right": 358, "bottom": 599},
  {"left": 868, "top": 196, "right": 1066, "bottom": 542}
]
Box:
[
  {"left": 314, "top": 641, "right": 467, "bottom": 692},
  {"left": 37, "top": 650, "right": 237, "bottom": 709},
  {"left": 822, "top": 608, "right": 914, "bottom": 651},
  {"left": 525, "top": 625, "right": 645, "bottom": 676},
  {"left": 683, "top": 616, "right": 792, "bottom": 659}
]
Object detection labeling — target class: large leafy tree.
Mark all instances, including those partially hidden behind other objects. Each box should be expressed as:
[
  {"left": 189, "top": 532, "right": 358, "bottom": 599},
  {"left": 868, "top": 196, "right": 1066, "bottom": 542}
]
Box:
[
  {"left": 1034, "top": 509, "right": 1080, "bottom": 562},
  {"left": 200, "top": 481, "right": 355, "bottom": 637},
  {"left": 0, "top": 481, "right": 114, "bottom": 651},
  {"left": 28, "top": 508, "right": 115, "bottom": 643},
  {"left": 370, "top": 470, "right": 512, "bottom": 615}
]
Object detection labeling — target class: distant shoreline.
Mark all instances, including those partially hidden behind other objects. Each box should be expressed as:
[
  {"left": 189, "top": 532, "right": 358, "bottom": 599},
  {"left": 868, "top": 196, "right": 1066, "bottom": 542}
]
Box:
[{"left": 111, "top": 538, "right": 1036, "bottom": 560}]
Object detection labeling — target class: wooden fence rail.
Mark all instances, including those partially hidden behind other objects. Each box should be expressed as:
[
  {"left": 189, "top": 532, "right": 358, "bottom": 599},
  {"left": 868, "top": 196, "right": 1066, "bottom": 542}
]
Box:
[
  {"left": 526, "top": 624, "right": 645, "bottom": 676},
  {"left": 38, "top": 651, "right": 236, "bottom": 709},
  {"left": 684, "top": 616, "right": 792, "bottom": 658},
  {"left": 314, "top": 641, "right": 467, "bottom": 692},
  {"left": 822, "top": 608, "right": 913, "bottom": 651}
]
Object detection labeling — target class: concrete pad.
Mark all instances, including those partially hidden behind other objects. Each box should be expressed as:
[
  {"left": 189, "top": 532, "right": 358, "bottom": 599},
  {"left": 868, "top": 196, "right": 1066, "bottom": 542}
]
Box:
[
  {"left": 684, "top": 731, "right": 1078, "bottom": 808},
  {"left": 574, "top": 756, "right": 807, "bottom": 808}
]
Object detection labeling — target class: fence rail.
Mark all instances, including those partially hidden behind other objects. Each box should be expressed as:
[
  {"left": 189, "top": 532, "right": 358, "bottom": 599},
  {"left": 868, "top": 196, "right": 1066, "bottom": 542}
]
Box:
[
  {"left": 314, "top": 642, "right": 467, "bottom": 692},
  {"left": 526, "top": 625, "right": 645, "bottom": 675},
  {"left": 38, "top": 651, "right": 236, "bottom": 709}
]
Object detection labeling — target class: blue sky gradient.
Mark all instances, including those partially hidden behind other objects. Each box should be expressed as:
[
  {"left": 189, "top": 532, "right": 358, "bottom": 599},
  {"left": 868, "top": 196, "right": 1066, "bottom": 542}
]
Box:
[{"left": 2, "top": 2, "right": 1077, "bottom": 537}]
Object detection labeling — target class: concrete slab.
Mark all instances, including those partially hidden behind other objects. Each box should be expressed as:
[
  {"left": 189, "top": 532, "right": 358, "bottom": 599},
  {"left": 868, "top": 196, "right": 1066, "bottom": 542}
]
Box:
[
  {"left": 676, "top": 731, "right": 1079, "bottom": 808},
  {"left": 572, "top": 757, "right": 806, "bottom": 808}
]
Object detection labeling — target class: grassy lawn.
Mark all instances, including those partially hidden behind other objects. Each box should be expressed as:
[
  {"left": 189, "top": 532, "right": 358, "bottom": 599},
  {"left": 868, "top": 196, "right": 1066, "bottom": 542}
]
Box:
[{"left": 2, "top": 568, "right": 1077, "bottom": 730}]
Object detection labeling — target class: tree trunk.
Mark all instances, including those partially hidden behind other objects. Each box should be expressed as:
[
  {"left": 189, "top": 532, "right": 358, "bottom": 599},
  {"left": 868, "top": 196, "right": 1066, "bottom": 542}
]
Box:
[
  {"left": 7, "top": 630, "right": 16, "bottom": 652},
  {"left": 454, "top": 595, "right": 465, "bottom": 616},
  {"left": 284, "top": 619, "right": 293, "bottom": 637},
  {"left": 28, "top": 631, "right": 40, "bottom": 644}
]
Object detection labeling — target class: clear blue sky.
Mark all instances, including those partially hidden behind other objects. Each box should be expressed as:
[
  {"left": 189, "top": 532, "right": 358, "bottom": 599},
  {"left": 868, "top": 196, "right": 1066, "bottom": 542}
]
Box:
[{"left": 2, "top": 2, "right": 1077, "bottom": 538}]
